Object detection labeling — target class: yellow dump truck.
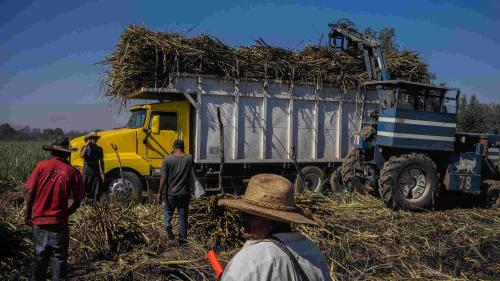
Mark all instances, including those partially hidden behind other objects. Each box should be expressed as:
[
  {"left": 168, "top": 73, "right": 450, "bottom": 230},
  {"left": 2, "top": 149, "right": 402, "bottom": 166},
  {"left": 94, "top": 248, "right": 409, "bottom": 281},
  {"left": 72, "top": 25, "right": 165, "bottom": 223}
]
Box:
[{"left": 71, "top": 74, "right": 377, "bottom": 199}]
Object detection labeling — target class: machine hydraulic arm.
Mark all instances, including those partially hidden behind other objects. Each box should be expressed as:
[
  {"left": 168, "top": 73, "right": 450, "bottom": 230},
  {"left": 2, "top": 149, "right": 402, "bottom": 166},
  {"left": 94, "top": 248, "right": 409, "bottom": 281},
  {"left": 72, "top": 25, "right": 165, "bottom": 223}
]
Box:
[{"left": 328, "top": 24, "right": 390, "bottom": 81}]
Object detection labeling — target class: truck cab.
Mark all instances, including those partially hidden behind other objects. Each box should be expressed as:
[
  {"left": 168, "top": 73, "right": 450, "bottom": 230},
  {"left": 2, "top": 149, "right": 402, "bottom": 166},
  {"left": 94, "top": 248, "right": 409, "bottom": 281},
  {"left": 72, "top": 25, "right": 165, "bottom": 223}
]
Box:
[{"left": 70, "top": 100, "right": 191, "bottom": 200}]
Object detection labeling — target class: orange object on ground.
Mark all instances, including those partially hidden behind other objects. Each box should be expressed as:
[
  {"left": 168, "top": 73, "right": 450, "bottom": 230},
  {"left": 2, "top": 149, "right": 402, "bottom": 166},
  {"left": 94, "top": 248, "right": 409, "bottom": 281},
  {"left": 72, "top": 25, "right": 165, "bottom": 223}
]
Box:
[{"left": 205, "top": 250, "right": 224, "bottom": 279}]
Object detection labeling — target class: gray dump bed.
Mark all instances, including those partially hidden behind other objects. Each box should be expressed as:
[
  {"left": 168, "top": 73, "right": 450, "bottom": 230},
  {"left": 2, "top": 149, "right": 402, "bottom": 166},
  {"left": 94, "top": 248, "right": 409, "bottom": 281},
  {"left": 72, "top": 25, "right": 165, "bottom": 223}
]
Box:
[{"left": 135, "top": 74, "right": 379, "bottom": 164}]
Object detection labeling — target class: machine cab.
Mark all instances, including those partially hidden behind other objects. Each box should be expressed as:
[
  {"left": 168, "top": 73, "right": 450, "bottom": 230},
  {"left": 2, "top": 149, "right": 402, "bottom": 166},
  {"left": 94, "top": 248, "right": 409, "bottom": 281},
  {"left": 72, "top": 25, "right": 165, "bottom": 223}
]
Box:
[{"left": 363, "top": 80, "right": 459, "bottom": 151}]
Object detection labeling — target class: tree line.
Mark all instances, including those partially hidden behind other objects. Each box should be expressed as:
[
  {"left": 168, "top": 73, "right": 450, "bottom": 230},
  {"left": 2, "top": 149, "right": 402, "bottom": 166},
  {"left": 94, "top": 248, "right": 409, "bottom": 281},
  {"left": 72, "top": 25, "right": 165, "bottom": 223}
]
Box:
[
  {"left": 458, "top": 95, "right": 500, "bottom": 134},
  {"left": 0, "top": 123, "right": 90, "bottom": 141}
]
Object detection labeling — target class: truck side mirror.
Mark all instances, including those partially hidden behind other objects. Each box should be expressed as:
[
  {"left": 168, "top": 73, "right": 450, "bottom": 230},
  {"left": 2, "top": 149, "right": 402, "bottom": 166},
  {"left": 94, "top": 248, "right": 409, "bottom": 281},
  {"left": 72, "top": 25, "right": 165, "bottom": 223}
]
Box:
[{"left": 151, "top": 115, "right": 160, "bottom": 134}]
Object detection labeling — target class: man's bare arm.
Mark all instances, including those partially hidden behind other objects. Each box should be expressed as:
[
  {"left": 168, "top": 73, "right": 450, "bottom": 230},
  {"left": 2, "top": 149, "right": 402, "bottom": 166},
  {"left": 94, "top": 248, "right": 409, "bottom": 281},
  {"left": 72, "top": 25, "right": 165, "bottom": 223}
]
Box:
[
  {"left": 158, "top": 174, "right": 167, "bottom": 202},
  {"left": 80, "top": 144, "right": 88, "bottom": 158}
]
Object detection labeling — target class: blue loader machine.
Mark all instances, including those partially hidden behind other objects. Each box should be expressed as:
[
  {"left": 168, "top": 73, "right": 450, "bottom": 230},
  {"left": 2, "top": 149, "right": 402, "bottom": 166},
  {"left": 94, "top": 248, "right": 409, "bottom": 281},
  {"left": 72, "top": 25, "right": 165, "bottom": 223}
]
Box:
[{"left": 328, "top": 24, "right": 500, "bottom": 211}]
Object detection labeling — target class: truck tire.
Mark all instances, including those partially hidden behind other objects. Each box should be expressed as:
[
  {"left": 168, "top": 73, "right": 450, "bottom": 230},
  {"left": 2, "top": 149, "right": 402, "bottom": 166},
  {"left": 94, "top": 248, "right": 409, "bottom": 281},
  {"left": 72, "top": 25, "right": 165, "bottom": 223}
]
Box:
[
  {"left": 486, "top": 188, "right": 499, "bottom": 208},
  {"left": 294, "top": 166, "right": 325, "bottom": 194},
  {"left": 107, "top": 171, "right": 143, "bottom": 204},
  {"left": 340, "top": 149, "right": 365, "bottom": 193},
  {"left": 481, "top": 181, "right": 500, "bottom": 208},
  {"left": 330, "top": 167, "right": 347, "bottom": 192},
  {"left": 378, "top": 153, "right": 438, "bottom": 211}
]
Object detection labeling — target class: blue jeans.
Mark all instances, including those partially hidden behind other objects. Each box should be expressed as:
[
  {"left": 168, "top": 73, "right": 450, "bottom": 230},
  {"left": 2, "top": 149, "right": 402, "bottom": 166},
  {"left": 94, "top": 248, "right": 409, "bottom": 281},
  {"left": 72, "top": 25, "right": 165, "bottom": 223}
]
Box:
[
  {"left": 163, "top": 194, "right": 190, "bottom": 243},
  {"left": 31, "top": 224, "right": 69, "bottom": 281}
]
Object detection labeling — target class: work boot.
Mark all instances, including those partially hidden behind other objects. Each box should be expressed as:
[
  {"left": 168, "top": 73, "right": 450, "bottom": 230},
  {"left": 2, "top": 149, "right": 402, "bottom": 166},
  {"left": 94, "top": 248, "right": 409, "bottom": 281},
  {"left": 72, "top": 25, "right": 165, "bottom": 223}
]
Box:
[
  {"left": 167, "top": 229, "right": 175, "bottom": 241},
  {"left": 166, "top": 240, "right": 178, "bottom": 247}
]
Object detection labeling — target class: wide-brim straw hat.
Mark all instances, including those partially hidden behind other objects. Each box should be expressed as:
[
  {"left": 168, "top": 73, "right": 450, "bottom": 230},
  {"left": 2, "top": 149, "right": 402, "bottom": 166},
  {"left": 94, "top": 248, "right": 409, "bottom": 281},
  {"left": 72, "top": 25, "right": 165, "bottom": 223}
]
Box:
[
  {"left": 218, "top": 174, "right": 318, "bottom": 225},
  {"left": 42, "top": 136, "right": 77, "bottom": 153},
  {"left": 84, "top": 131, "right": 101, "bottom": 142}
]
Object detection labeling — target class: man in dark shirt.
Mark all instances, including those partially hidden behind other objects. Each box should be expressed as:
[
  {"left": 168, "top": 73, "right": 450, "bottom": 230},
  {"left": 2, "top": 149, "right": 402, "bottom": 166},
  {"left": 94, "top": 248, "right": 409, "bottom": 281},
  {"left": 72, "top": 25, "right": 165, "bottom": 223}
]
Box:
[
  {"left": 25, "top": 136, "right": 85, "bottom": 281},
  {"left": 80, "top": 131, "right": 105, "bottom": 202},
  {"left": 157, "top": 139, "right": 193, "bottom": 245}
]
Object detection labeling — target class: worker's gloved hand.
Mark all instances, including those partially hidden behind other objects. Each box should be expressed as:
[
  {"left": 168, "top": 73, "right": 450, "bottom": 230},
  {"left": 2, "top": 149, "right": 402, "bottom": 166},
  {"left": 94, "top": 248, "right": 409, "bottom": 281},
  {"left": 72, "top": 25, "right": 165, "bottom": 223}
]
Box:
[{"left": 156, "top": 193, "right": 162, "bottom": 203}]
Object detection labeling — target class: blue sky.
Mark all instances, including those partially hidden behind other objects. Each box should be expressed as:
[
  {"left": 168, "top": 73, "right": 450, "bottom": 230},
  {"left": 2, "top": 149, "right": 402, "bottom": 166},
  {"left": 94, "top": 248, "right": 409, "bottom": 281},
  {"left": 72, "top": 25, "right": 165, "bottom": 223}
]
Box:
[{"left": 1, "top": 0, "right": 499, "bottom": 131}]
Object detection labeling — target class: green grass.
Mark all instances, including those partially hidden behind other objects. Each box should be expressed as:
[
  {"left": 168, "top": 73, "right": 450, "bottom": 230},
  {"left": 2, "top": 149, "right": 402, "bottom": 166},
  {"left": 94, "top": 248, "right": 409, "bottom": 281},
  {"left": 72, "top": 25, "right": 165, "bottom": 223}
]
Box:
[{"left": 0, "top": 141, "right": 49, "bottom": 188}]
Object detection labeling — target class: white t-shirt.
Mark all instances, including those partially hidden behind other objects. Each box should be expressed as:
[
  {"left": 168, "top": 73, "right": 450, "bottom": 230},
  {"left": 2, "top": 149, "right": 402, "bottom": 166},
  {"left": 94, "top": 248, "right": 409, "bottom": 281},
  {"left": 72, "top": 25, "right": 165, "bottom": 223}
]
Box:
[{"left": 221, "top": 232, "right": 332, "bottom": 281}]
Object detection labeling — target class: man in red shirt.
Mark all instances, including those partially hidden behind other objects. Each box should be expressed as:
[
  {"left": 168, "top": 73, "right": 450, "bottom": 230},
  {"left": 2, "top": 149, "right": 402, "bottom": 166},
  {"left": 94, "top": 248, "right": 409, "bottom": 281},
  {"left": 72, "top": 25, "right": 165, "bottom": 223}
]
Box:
[{"left": 25, "top": 136, "right": 85, "bottom": 281}]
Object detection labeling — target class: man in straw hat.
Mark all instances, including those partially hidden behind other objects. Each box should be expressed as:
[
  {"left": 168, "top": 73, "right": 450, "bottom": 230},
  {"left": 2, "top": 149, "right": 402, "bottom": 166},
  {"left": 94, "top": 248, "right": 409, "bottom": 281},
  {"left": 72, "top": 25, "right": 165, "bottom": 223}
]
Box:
[
  {"left": 80, "top": 131, "right": 105, "bottom": 202},
  {"left": 25, "top": 136, "right": 85, "bottom": 281},
  {"left": 219, "top": 174, "right": 332, "bottom": 281}
]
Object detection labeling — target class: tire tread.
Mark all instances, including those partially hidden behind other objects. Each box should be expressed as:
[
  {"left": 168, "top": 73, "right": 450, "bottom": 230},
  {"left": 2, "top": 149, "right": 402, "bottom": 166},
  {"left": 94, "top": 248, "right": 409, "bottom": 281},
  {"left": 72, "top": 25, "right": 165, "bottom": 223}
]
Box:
[
  {"left": 340, "top": 149, "right": 365, "bottom": 192},
  {"left": 378, "top": 153, "right": 439, "bottom": 211}
]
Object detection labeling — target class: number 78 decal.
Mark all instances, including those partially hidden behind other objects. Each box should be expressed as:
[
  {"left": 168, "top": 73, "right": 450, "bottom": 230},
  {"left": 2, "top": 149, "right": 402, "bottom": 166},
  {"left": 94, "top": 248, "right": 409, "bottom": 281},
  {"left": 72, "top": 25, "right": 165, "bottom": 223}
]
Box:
[{"left": 459, "top": 176, "right": 472, "bottom": 190}]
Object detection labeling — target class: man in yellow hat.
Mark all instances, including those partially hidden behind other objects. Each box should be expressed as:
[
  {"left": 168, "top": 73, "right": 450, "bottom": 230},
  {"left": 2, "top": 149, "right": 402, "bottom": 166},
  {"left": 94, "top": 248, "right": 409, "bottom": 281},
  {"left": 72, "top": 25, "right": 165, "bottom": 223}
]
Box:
[
  {"left": 218, "top": 174, "right": 332, "bottom": 281},
  {"left": 80, "top": 131, "right": 105, "bottom": 201}
]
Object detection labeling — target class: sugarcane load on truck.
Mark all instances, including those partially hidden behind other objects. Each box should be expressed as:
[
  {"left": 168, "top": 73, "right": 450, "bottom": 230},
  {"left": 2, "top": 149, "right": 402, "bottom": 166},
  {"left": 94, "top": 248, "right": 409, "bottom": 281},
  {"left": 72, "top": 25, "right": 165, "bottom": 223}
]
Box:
[{"left": 69, "top": 22, "right": 499, "bottom": 210}]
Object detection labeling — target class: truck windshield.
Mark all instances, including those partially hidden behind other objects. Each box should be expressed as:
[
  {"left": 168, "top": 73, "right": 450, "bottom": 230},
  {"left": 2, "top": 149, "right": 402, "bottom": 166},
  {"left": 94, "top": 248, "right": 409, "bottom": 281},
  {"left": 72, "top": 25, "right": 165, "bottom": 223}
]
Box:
[
  {"left": 379, "top": 89, "right": 396, "bottom": 109},
  {"left": 397, "top": 88, "right": 451, "bottom": 113},
  {"left": 443, "top": 91, "right": 458, "bottom": 114},
  {"left": 127, "top": 109, "right": 146, "bottom": 128}
]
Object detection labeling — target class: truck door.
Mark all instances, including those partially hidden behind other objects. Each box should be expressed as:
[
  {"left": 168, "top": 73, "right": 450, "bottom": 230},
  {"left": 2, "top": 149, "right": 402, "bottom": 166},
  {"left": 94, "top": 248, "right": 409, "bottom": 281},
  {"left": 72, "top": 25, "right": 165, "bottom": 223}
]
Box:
[{"left": 146, "top": 111, "right": 178, "bottom": 167}]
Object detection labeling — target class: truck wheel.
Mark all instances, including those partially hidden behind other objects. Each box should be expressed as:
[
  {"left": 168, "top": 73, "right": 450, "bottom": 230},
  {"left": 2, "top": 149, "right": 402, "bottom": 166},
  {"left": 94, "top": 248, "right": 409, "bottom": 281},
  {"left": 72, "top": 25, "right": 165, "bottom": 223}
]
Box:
[
  {"left": 340, "top": 149, "right": 365, "bottom": 193},
  {"left": 486, "top": 188, "right": 499, "bottom": 208},
  {"left": 378, "top": 153, "right": 438, "bottom": 211},
  {"left": 481, "top": 181, "right": 500, "bottom": 208},
  {"left": 330, "top": 167, "right": 347, "bottom": 192},
  {"left": 294, "top": 166, "right": 325, "bottom": 194},
  {"left": 107, "top": 171, "right": 143, "bottom": 204}
]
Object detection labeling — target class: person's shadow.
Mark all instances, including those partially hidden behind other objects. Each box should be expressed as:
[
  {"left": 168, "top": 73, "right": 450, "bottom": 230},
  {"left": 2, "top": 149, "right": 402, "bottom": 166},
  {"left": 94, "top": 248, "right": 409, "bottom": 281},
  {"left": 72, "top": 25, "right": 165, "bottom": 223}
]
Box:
[{"left": 434, "top": 191, "right": 490, "bottom": 210}]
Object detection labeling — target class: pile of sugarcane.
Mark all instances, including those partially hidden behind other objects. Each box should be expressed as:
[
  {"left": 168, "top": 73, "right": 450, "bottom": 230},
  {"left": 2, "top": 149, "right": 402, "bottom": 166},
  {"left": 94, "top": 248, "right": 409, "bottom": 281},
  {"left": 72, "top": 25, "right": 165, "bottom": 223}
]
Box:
[
  {"left": 0, "top": 186, "right": 30, "bottom": 278},
  {"left": 1, "top": 189, "right": 498, "bottom": 280},
  {"left": 67, "top": 194, "right": 500, "bottom": 280},
  {"left": 297, "top": 193, "right": 500, "bottom": 280},
  {"left": 0, "top": 205, "right": 32, "bottom": 279},
  {"left": 70, "top": 203, "right": 149, "bottom": 261},
  {"left": 101, "top": 24, "right": 432, "bottom": 105}
]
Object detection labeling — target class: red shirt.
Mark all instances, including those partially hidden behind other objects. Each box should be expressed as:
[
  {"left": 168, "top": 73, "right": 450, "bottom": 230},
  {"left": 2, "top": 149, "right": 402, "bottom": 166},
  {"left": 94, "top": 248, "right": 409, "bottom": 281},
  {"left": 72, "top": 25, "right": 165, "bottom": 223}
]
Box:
[{"left": 25, "top": 157, "right": 85, "bottom": 225}]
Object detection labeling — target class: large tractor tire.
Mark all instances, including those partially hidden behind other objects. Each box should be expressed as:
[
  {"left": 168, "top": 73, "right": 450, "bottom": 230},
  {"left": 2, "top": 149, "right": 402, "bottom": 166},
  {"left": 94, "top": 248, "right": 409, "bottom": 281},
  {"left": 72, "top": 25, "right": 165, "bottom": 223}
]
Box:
[
  {"left": 378, "top": 153, "right": 439, "bottom": 211},
  {"left": 107, "top": 171, "right": 143, "bottom": 205},
  {"left": 294, "top": 166, "right": 326, "bottom": 194},
  {"left": 340, "top": 149, "right": 366, "bottom": 193},
  {"left": 481, "top": 180, "right": 500, "bottom": 208},
  {"left": 486, "top": 188, "right": 500, "bottom": 208},
  {"left": 330, "top": 167, "right": 347, "bottom": 193}
]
